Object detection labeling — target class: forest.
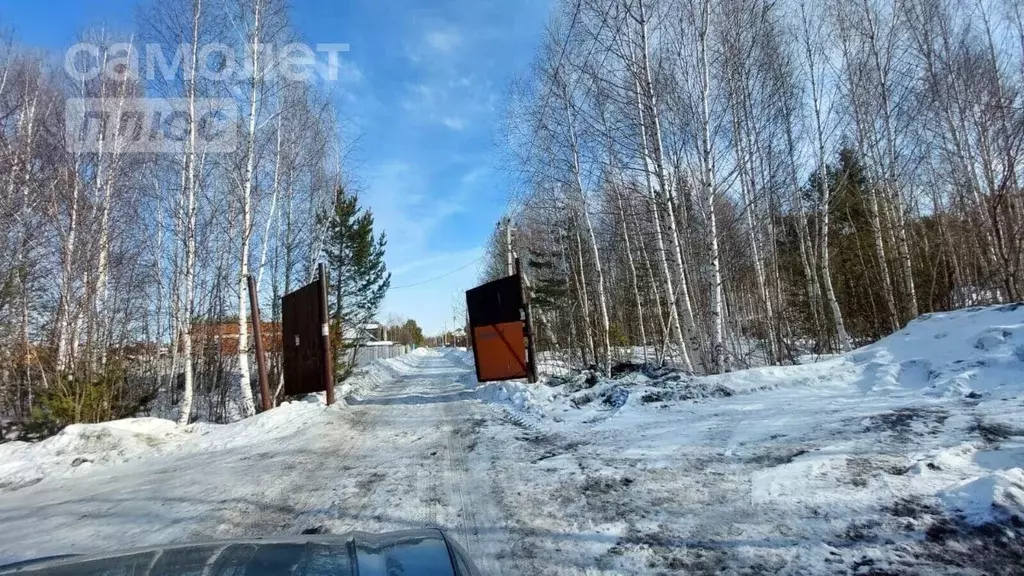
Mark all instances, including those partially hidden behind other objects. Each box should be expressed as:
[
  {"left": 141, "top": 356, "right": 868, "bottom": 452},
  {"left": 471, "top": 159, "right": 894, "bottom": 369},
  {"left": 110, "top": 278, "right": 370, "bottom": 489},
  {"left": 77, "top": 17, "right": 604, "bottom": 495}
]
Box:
[
  {"left": 486, "top": 0, "right": 1024, "bottom": 375},
  {"left": 0, "top": 0, "right": 354, "bottom": 430}
]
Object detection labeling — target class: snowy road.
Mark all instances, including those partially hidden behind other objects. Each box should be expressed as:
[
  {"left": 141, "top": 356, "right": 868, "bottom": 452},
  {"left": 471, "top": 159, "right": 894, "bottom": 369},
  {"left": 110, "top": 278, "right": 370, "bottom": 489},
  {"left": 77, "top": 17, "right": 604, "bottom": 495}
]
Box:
[{"left": 0, "top": 350, "right": 513, "bottom": 573}]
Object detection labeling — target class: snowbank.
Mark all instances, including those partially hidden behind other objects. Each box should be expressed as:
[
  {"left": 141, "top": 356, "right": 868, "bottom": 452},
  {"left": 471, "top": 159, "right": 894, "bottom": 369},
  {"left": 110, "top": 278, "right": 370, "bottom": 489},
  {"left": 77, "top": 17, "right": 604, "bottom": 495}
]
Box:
[
  {"left": 474, "top": 379, "right": 555, "bottom": 414},
  {"left": 477, "top": 303, "right": 1024, "bottom": 563},
  {"left": 846, "top": 303, "right": 1024, "bottom": 397},
  {"left": 0, "top": 418, "right": 185, "bottom": 490},
  {"left": 939, "top": 468, "right": 1024, "bottom": 525},
  {"left": 492, "top": 304, "right": 1024, "bottom": 420},
  {"left": 0, "top": 398, "right": 336, "bottom": 492},
  {"left": 339, "top": 347, "right": 453, "bottom": 399}
]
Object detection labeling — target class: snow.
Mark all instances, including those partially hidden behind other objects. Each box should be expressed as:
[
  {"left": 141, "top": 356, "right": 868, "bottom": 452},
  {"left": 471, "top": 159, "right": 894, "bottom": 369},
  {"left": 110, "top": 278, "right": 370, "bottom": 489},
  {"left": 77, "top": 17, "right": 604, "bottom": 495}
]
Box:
[
  {"left": 469, "top": 304, "right": 1024, "bottom": 572},
  {"left": 0, "top": 418, "right": 185, "bottom": 490},
  {"left": 1, "top": 305, "right": 1024, "bottom": 573},
  {"left": 939, "top": 468, "right": 1024, "bottom": 526}
]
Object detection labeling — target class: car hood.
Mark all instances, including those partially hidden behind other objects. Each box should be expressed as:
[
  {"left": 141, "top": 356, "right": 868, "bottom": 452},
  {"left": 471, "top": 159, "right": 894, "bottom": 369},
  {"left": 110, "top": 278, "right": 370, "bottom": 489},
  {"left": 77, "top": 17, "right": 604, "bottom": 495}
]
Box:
[{"left": 0, "top": 529, "right": 475, "bottom": 576}]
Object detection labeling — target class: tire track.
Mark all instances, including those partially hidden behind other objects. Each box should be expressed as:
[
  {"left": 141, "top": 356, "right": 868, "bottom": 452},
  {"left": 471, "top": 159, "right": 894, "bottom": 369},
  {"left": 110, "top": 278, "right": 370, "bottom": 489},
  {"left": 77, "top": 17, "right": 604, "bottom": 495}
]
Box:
[{"left": 239, "top": 350, "right": 515, "bottom": 572}]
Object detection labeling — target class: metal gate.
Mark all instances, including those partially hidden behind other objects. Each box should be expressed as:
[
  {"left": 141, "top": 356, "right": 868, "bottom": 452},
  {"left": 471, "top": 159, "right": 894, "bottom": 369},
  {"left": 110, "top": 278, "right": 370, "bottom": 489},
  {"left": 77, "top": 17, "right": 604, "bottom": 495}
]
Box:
[
  {"left": 281, "top": 278, "right": 327, "bottom": 396},
  {"left": 466, "top": 274, "right": 531, "bottom": 382}
]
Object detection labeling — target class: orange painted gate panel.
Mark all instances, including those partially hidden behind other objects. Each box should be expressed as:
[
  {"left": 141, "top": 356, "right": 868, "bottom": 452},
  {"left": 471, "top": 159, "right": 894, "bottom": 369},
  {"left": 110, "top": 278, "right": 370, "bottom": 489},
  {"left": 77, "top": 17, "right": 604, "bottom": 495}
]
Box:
[
  {"left": 472, "top": 321, "right": 527, "bottom": 381},
  {"left": 465, "top": 274, "right": 530, "bottom": 382}
]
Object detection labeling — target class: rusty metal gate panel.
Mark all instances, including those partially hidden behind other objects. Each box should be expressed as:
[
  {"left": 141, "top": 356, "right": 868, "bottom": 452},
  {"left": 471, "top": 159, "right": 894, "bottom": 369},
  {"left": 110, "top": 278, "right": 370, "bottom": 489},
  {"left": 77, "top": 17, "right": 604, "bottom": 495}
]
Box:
[
  {"left": 466, "top": 274, "right": 529, "bottom": 382},
  {"left": 282, "top": 279, "right": 324, "bottom": 396}
]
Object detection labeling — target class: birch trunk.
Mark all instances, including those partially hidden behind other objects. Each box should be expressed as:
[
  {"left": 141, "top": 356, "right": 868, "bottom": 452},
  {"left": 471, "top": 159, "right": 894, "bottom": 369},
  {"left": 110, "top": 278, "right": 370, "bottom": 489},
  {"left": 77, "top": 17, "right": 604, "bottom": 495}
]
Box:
[
  {"left": 93, "top": 38, "right": 135, "bottom": 369},
  {"left": 628, "top": 30, "right": 690, "bottom": 367},
  {"left": 563, "top": 93, "right": 612, "bottom": 376},
  {"left": 801, "top": 0, "right": 852, "bottom": 351},
  {"left": 635, "top": 0, "right": 699, "bottom": 369},
  {"left": 835, "top": 3, "right": 900, "bottom": 333},
  {"left": 631, "top": 197, "right": 668, "bottom": 362},
  {"left": 235, "top": 0, "right": 263, "bottom": 419},
  {"left": 572, "top": 224, "right": 596, "bottom": 366},
  {"left": 696, "top": 0, "right": 727, "bottom": 373},
  {"left": 861, "top": 0, "right": 918, "bottom": 321},
  {"left": 614, "top": 183, "right": 647, "bottom": 361},
  {"left": 783, "top": 102, "right": 824, "bottom": 345},
  {"left": 257, "top": 110, "right": 284, "bottom": 290},
  {"left": 178, "top": 2, "right": 202, "bottom": 425},
  {"left": 56, "top": 140, "right": 83, "bottom": 372},
  {"left": 730, "top": 89, "right": 775, "bottom": 362}
]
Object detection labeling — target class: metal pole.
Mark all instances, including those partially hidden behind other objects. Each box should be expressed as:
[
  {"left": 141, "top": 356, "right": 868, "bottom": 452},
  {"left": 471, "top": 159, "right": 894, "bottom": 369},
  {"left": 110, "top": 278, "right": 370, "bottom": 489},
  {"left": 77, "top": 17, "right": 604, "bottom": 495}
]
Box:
[
  {"left": 247, "top": 275, "right": 272, "bottom": 412},
  {"left": 317, "top": 263, "right": 336, "bottom": 405},
  {"left": 505, "top": 218, "right": 514, "bottom": 276},
  {"left": 516, "top": 257, "right": 539, "bottom": 383}
]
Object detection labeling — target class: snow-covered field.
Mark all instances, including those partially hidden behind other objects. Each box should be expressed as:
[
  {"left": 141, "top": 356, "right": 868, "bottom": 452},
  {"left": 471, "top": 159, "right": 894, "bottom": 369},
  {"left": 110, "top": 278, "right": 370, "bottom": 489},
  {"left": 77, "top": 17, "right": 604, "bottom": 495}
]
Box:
[{"left": 1, "top": 305, "right": 1023, "bottom": 574}]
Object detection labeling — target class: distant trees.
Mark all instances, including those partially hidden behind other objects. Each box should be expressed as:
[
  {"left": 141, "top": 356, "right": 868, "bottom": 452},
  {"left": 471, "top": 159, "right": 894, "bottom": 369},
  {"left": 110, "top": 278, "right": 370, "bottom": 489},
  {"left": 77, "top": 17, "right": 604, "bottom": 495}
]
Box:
[
  {"left": 497, "top": 0, "right": 1024, "bottom": 374},
  {"left": 322, "top": 186, "right": 391, "bottom": 379},
  {"left": 388, "top": 319, "right": 425, "bottom": 347}
]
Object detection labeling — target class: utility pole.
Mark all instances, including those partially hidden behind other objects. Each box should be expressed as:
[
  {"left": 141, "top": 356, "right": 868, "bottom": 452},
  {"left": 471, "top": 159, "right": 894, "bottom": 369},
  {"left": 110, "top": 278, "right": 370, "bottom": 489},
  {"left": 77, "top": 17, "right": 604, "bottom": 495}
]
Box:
[
  {"left": 504, "top": 217, "right": 515, "bottom": 276},
  {"left": 317, "top": 263, "right": 335, "bottom": 406}
]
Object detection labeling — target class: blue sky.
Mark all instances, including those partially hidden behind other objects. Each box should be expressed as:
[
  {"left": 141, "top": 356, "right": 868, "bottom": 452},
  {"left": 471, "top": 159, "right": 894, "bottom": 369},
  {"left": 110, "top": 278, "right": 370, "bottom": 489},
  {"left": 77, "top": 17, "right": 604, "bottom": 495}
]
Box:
[{"left": 0, "top": 0, "right": 550, "bottom": 335}]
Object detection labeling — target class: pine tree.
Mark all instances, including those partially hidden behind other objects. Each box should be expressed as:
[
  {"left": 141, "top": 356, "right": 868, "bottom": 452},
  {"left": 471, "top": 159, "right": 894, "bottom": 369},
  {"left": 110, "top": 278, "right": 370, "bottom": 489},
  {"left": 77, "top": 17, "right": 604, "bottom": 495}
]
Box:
[
  {"left": 392, "top": 319, "right": 424, "bottom": 346},
  {"left": 321, "top": 186, "right": 390, "bottom": 379}
]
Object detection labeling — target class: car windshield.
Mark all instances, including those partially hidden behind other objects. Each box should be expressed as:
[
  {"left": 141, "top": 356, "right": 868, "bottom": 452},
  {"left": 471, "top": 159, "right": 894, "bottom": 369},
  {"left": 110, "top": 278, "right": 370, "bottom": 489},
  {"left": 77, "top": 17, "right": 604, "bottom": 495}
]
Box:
[{"left": 0, "top": 0, "right": 1023, "bottom": 574}]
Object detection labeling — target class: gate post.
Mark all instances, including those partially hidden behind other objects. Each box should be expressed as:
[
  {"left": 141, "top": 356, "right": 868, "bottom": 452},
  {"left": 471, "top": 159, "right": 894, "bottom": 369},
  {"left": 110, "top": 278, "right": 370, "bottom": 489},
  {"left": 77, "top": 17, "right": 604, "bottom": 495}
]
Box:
[
  {"left": 317, "top": 263, "right": 336, "bottom": 405},
  {"left": 247, "top": 275, "right": 272, "bottom": 411}
]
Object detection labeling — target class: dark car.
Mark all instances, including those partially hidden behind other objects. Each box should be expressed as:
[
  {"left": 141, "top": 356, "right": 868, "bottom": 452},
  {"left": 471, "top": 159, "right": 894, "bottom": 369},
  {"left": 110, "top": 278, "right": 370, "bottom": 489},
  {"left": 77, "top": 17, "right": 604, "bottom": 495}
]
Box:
[{"left": 0, "top": 529, "right": 480, "bottom": 576}]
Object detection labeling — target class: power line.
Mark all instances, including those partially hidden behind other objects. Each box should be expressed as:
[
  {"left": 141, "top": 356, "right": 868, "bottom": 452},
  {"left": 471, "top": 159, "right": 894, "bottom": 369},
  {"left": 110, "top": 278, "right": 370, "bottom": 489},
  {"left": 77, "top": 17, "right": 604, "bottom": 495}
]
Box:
[{"left": 389, "top": 256, "right": 485, "bottom": 290}]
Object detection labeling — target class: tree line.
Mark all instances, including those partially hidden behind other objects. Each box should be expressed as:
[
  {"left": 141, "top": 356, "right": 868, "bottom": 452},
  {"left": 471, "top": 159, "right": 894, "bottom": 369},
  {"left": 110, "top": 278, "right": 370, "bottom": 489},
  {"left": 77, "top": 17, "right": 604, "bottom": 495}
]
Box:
[
  {"left": 0, "top": 0, "right": 364, "bottom": 430},
  {"left": 490, "top": 0, "right": 1024, "bottom": 375}
]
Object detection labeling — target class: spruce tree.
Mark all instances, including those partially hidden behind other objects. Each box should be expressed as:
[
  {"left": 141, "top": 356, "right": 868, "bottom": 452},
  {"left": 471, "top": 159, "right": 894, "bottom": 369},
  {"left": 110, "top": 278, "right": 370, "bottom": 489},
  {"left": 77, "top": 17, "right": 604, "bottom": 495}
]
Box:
[{"left": 321, "top": 186, "right": 391, "bottom": 378}]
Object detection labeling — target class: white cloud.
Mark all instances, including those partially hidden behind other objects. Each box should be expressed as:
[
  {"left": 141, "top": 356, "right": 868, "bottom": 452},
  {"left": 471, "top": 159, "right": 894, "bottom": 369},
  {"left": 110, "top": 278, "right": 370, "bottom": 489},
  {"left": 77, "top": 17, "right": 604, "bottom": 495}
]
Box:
[
  {"left": 400, "top": 77, "right": 487, "bottom": 130},
  {"left": 402, "top": 83, "right": 438, "bottom": 112},
  {"left": 331, "top": 59, "right": 364, "bottom": 84},
  {"left": 441, "top": 116, "right": 466, "bottom": 130},
  {"left": 424, "top": 29, "right": 461, "bottom": 53},
  {"left": 362, "top": 161, "right": 468, "bottom": 267},
  {"left": 460, "top": 166, "right": 488, "bottom": 187},
  {"left": 310, "top": 54, "right": 363, "bottom": 85}
]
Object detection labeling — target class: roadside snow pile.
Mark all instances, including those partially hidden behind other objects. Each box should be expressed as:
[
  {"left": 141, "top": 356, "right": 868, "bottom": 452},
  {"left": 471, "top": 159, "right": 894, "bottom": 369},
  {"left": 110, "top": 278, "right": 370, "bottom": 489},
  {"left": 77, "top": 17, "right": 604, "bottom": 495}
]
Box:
[
  {"left": 439, "top": 347, "right": 474, "bottom": 367},
  {"left": 848, "top": 303, "right": 1024, "bottom": 397},
  {"left": 0, "top": 418, "right": 185, "bottom": 490},
  {"left": 485, "top": 363, "right": 737, "bottom": 422},
  {"left": 185, "top": 399, "right": 331, "bottom": 452},
  {"left": 0, "top": 398, "right": 336, "bottom": 492},
  {"left": 490, "top": 304, "right": 1024, "bottom": 421},
  {"left": 476, "top": 379, "right": 555, "bottom": 414},
  {"left": 339, "top": 348, "right": 442, "bottom": 398},
  {"left": 338, "top": 359, "right": 397, "bottom": 398},
  {"left": 939, "top": 468, "right": 1024, "bottom": 525},
  {"left": 477, "top": 304, "right": 1024, "bottom": 570}
]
